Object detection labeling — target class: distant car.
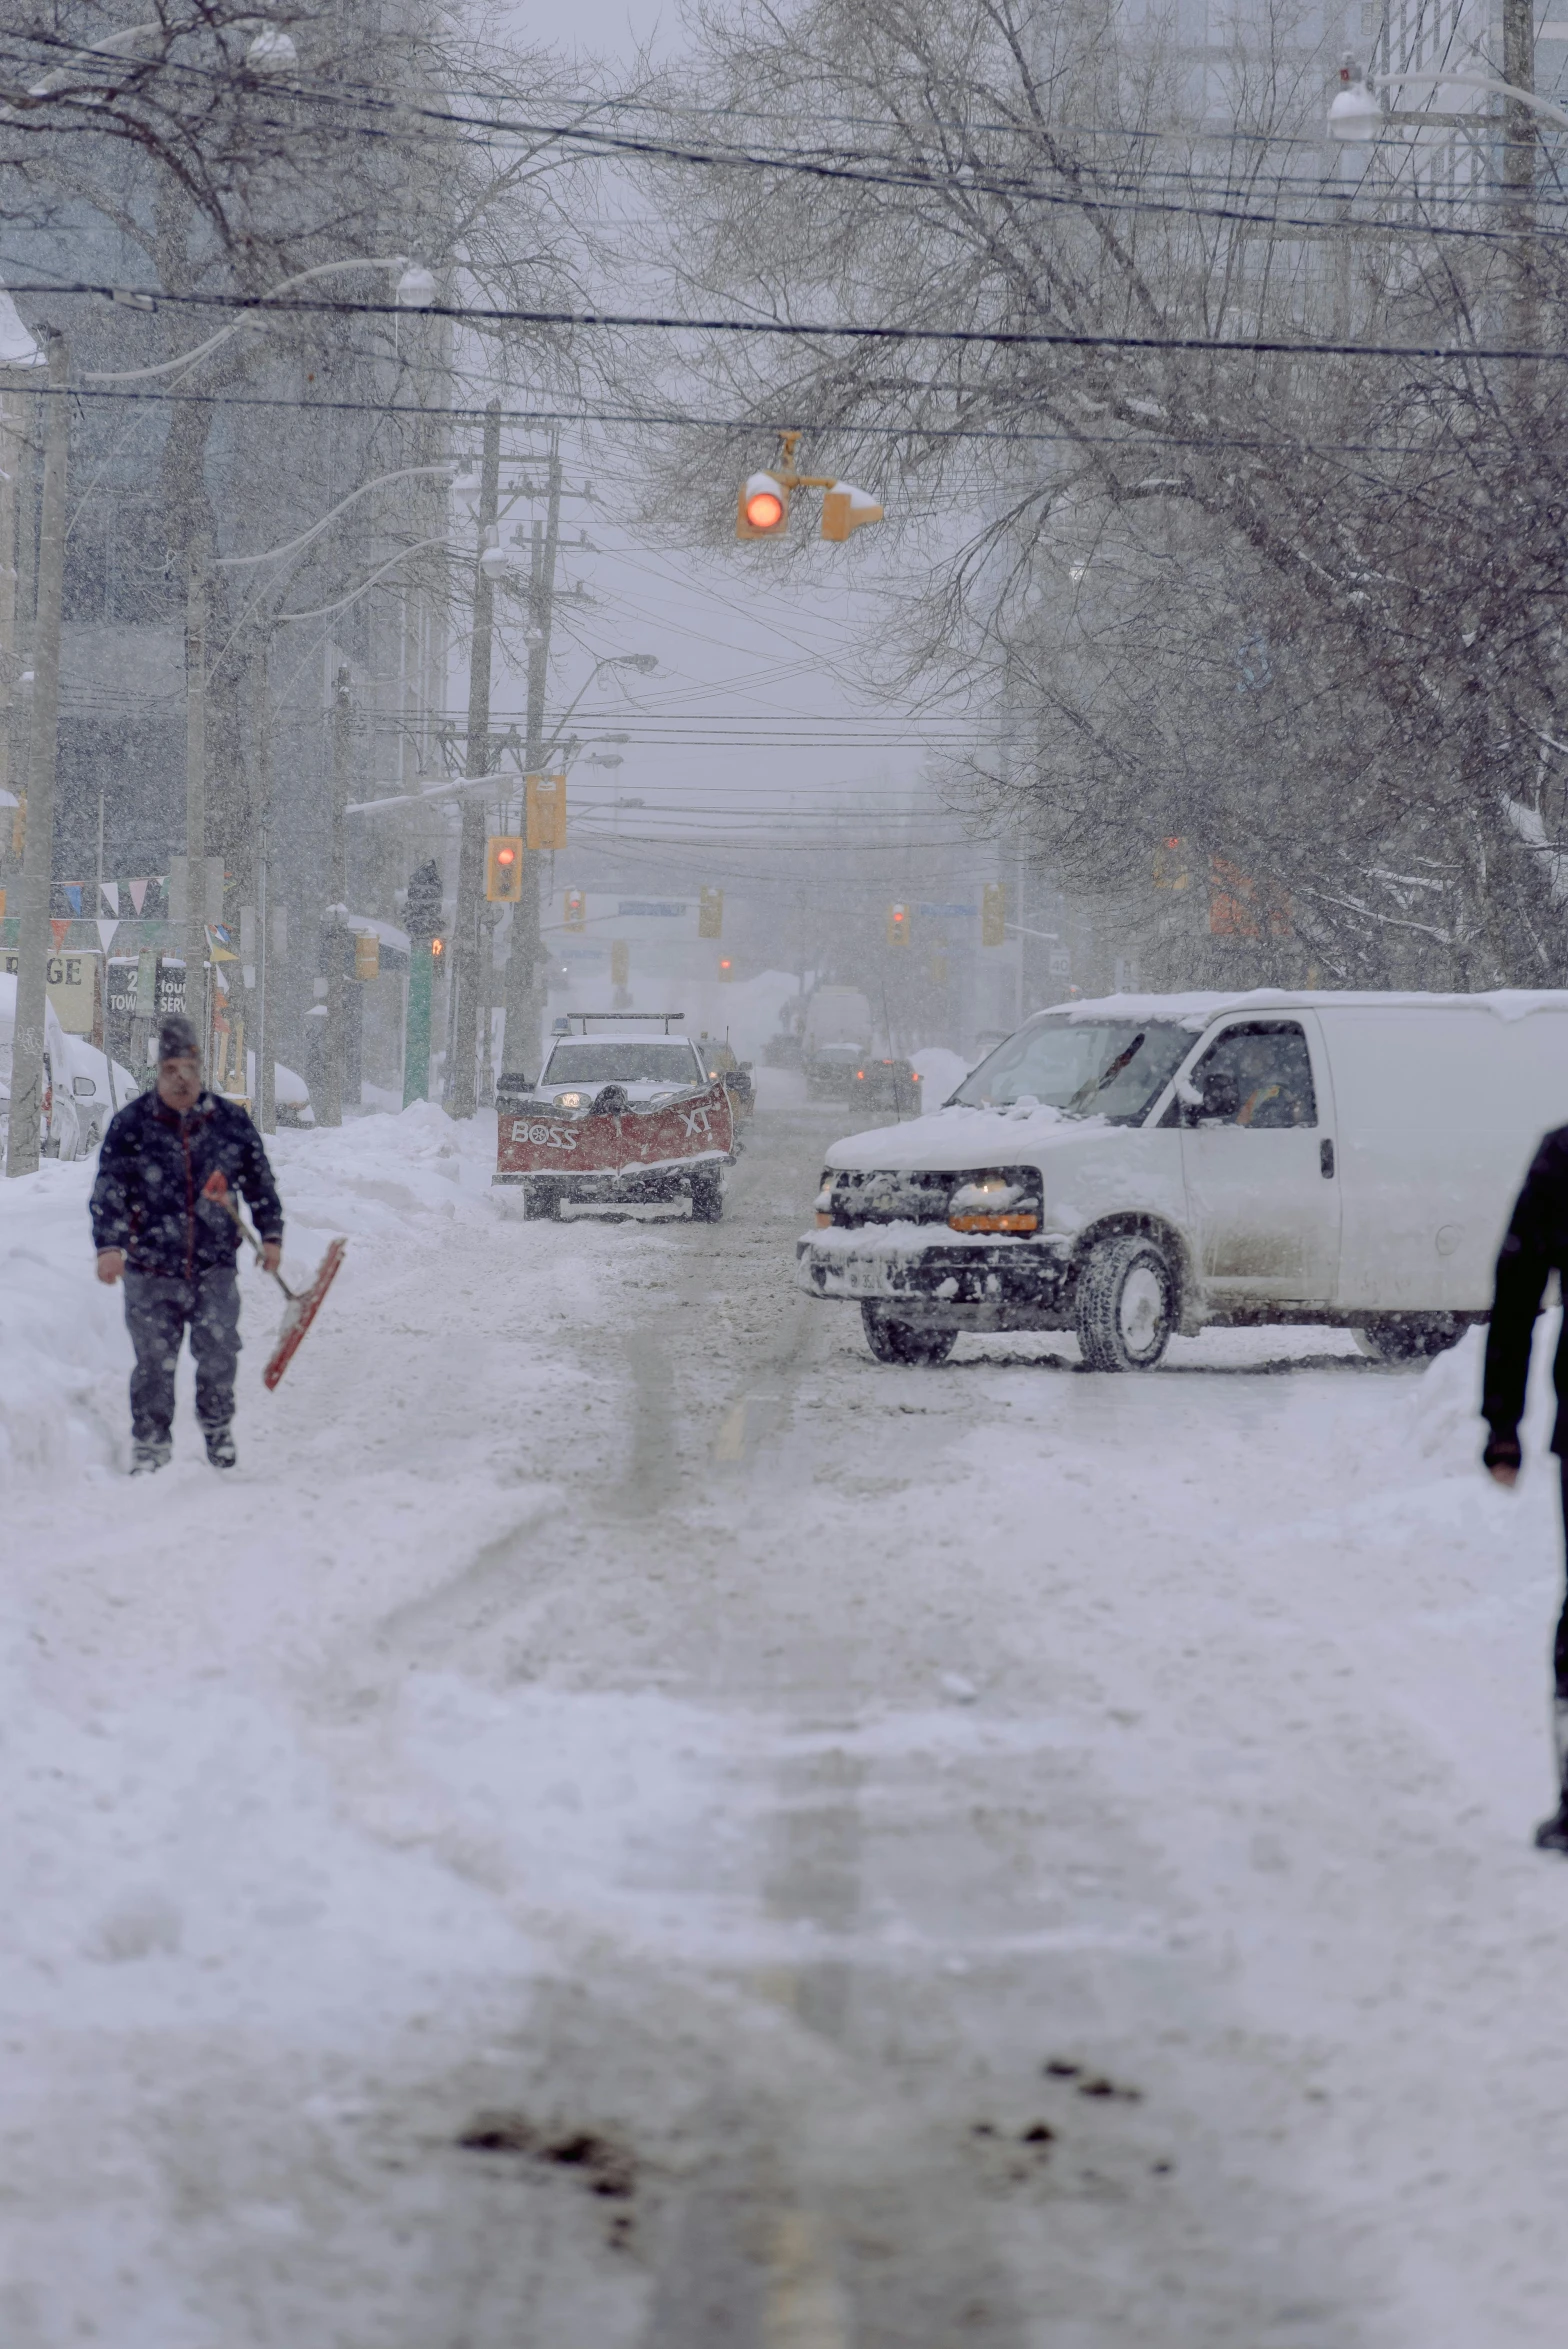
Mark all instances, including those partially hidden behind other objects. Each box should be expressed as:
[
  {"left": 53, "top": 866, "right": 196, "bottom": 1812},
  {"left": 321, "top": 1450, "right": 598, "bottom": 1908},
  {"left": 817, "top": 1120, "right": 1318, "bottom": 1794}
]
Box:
[{"left": 848, "top": 1057, "right": 921, "bottom": 1116}]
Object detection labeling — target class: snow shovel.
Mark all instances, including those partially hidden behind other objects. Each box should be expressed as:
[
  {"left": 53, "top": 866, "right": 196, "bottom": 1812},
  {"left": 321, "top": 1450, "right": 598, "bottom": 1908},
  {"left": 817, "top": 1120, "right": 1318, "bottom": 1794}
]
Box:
[{"left": 201, "top": 1170, "right": 346, "bottom": 1391}]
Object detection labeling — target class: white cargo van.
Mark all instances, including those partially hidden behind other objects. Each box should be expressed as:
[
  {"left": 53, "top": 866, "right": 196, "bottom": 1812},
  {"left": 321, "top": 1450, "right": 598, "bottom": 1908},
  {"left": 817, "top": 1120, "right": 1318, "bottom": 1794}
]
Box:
[{"left": 796, "top": 990, "right": 1568, "bottom": 1368}]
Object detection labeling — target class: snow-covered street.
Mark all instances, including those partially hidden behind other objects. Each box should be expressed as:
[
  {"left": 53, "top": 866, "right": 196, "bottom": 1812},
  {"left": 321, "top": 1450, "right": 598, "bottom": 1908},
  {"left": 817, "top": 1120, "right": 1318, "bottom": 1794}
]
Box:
[{"left": 4, "top": 1070, "right": 1567, "bottom": 2346}]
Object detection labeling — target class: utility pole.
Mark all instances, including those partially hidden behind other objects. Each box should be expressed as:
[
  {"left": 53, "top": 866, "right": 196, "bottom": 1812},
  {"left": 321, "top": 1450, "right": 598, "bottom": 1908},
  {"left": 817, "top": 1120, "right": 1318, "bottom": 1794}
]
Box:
[
  {"left": 254, "top": 642, "right": 275, "bottom": 1134},
  {"left": 6, "top": 332, "right": 67, "bottom": 1179},
  {"left": 1502, "top": 0, "right": 1537, "bottom": 369},
  {"left": 184, "top": 544, "right": 208, "bottom": 1074},
  {"left": 500, "top": 431, "right": 561, "bottom": 1086},
  {"left": 320, "top": 662, "right": 350, "bottom": 1126},
  {"left": 403, "top": 858, "right": 441, "bottom": 1103},
  {"left": 449, "top": 397, "right": 500, "bottom": 1119}
]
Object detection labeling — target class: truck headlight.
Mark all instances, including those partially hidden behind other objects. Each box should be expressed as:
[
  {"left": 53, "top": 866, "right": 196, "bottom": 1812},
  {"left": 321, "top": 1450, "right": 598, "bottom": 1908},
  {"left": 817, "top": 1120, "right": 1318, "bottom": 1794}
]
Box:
[{"left": 947, "top": 1175, "right": 1039, "bottom": 1234}]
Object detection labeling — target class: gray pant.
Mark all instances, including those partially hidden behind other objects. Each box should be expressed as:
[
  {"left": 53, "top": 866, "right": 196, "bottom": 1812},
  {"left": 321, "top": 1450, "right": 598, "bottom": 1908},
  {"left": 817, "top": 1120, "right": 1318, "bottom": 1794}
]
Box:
[{"left": 123, "top": 1266, "right": 242, "bottom": 1443}]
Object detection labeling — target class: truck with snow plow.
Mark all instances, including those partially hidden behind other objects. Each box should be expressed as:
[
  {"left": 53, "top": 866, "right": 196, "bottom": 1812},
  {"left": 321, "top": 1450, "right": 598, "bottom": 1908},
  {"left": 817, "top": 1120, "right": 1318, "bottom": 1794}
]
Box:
[
  {"left": 797, "top": 988, "right": 1568, "bottom": 1369},
  {"left": 494, "top": 1014, "right": 735, "bottom": 1221}
]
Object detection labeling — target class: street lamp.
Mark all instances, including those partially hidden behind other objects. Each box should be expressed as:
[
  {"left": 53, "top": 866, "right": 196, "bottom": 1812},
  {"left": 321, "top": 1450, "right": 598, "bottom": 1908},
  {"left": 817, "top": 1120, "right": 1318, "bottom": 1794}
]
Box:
[
  {"left": 1327, "top": 60, "right": 1568, "bottom": 138},
  {"left": 245, "top": 25, "right": 299, "bottom": 72},
  {"left": 83, "top": 255, "right": 437, "bottom": 386}
]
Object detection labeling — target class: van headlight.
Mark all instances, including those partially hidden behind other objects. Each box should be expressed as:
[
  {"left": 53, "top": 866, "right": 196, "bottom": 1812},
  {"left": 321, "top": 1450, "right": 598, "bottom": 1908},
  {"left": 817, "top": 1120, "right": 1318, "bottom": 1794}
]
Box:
[{"left": 947, "top": 1176, "right": 1039, "bottom": 1234}]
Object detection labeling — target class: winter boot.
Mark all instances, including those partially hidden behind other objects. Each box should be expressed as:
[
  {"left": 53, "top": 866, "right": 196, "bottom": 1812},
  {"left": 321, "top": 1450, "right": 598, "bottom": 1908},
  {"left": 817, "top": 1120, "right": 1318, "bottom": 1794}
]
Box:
[
  {"left": 204, "top": 1424, "right": 237, "bottom": 1471},
  {"left": 1537, "top": 1701, "right": 1568, "bottom": 1854},
  {"left": 130, "top": 1438, "right": 172, "bottom": 1476}
]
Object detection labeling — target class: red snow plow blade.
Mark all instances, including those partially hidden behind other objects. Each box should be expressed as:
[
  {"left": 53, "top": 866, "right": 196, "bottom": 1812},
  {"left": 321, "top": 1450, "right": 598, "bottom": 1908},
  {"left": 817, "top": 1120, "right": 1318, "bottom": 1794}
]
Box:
[
  {"left": 262, "top": 1238, "right": 346, "bottom": 1389},
  {"left": 201, "top": 1170, "right": 347, "bottom": 1389},
  {"left": 495, "top": 1079, "right": 734, "bottom": 1185}
]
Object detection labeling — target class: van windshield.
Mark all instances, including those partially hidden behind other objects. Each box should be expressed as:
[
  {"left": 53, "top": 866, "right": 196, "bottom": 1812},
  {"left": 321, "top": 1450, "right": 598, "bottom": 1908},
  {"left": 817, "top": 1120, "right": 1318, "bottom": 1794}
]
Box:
[
  {"left": 953, "top": 1019, "right": 1191, "bottom": 1124},
  {"left": 544, "top": 1041, "right": 701, "bottom": 1085}
]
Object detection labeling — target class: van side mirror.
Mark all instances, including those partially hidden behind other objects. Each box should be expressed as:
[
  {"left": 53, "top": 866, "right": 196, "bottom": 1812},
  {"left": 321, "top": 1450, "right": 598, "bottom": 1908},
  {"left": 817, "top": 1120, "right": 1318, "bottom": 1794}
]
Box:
[{"left": 72, "top": 1074, "right": 97, "bottom": 1097}]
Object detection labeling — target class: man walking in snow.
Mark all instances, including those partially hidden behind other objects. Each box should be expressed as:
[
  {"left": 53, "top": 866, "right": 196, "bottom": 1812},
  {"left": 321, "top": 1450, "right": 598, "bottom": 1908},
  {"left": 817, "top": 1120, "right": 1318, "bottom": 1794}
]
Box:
[
  {"left": 89, "top": 1014, "right": 284, "bottom": 1475},
  {"left": 1483, "top": 1126, "right": 1568, "bottom": 1850}
]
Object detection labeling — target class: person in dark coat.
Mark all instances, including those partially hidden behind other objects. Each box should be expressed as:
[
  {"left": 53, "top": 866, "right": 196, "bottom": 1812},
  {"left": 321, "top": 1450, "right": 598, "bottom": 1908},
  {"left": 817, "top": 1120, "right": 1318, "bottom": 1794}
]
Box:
[
  {"left": 89, "top": 1014, "right": 284, "bottom": 1474},
  {"left": 1483, "top": 1123, "right": 1568, "bottom": 1850}
]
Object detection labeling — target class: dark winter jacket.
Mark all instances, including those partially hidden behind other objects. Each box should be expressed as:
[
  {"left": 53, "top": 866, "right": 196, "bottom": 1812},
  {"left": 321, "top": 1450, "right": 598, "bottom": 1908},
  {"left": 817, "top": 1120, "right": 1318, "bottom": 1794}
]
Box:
[
  {"left": 89, "top": 1089, "right": 283, "bottom": 1278},
  {"left": 1483, "top": 1124, "right": 1568, "bottom": 1461}
]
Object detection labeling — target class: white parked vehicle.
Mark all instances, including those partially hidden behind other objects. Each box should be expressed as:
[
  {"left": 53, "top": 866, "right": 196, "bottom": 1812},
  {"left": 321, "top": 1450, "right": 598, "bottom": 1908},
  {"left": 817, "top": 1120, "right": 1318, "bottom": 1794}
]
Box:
[
  {"left": 0, "top": 972, "right": 129, "bottom": 1160},
  {"left": 797, "top": 989, "right": 1568, "bottom": 1369}
]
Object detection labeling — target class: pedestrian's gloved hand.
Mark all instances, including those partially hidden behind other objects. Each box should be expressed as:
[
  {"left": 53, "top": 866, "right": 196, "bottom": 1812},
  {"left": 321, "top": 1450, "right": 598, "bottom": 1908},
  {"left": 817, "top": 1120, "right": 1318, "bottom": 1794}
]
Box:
[{"left": 1483, "top": 1431, "right": 1523, "bottom": 1487}]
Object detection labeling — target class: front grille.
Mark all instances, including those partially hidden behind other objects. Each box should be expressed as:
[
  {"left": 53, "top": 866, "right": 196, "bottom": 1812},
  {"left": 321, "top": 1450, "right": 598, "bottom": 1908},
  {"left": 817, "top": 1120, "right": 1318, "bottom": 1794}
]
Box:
[
  {"left": 827, "top": 1169, "right": 957, "bottom": 1226},
  {"left": 824, "top": 1166, "right": 1041, "bottom": 1229}
]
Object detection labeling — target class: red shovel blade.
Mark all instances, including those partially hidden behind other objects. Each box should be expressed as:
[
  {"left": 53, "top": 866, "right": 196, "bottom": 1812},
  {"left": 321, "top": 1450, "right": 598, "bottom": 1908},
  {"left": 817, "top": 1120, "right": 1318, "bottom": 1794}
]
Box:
[{"left": 263, "top": 1238, "right": 347, "bottom": 1392}]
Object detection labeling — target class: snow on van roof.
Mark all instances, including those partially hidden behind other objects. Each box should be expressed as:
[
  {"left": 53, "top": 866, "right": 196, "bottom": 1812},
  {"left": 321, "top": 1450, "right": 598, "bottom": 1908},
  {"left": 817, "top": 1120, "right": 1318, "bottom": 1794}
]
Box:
[{"left": 1032, "top": 988, "right": 1568, "bottom": 1031}]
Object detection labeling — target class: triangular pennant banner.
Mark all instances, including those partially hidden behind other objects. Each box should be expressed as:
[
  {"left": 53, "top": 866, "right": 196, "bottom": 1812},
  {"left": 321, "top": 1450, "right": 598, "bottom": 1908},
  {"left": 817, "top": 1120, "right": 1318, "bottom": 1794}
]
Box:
[
  {"left": 100, "top": 881, "right": 119, "bottom": 916},
  {"left": 50, "top": 919, "right": 69, "bottom": 949},
  {"left": 96, "top": 918, "right": 118, "bottom": 953},
  {"left": 127, "top": 878, "right": 149, "bottom": 915}
]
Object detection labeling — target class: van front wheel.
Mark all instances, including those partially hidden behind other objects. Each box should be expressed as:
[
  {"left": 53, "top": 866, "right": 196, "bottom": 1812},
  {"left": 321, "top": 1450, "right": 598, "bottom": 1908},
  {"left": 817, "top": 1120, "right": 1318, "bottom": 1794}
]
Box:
[
  {"left": 861, "top": 1304, "right": 958, "bottom": 1365},
  {"left": 1076, "top": 1236, "right": 1176, "bottom": 1372}
]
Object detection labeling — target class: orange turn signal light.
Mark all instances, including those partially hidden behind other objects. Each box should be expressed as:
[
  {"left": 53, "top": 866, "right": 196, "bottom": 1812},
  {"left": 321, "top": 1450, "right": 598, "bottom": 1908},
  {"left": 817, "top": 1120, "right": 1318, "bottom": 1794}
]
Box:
[{"left": 947, "top": 1212, "right": 1040, "bottom": 1234}]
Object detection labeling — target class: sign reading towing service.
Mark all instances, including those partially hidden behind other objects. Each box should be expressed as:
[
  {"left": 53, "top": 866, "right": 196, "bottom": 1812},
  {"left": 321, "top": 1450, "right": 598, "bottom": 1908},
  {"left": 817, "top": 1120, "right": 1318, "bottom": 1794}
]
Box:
[{"left": 497, "top": 1081, "right": 735, "bottom": 1181}]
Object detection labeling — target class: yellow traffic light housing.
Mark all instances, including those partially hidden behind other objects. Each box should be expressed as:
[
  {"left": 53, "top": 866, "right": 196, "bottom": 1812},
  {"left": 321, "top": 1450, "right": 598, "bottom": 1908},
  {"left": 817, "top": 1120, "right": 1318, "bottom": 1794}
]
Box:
[
  {"left": 486, "top": 835, "right": 524, "bottom": 902},
  {"left": 563, "top": 887, "right": 586, "bottom": 931},
  {"left": 353, "top": 930, "right": 380, "bottom": 980},
  {"left": 821, "top": 483, "right": 884, "bottom": 541},
  {"left": 981, "top": 882, "right": 1006, "bottom": 947},
  {"left": 610, "top": 940, "right": 629, "bottom": 988},
  {"left": 698, "top": 886, "right": 723, "bottom": 939},
  {"left": 525, "top": 775, "right": 566, "bottom": 852},
  {"left": 736, "top": 471, "right": 790, "bottom": 540},
  {"left": 887, "top": 902, "right": 910, "bottom": 946},
  {"left": 736, "top": 433, "right": 885, "bottom": 546}
]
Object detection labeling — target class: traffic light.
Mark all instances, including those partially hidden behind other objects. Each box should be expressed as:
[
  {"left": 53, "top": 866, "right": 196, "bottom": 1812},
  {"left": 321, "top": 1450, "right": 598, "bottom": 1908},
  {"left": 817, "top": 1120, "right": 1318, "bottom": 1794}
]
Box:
[
  {"left": 430, "top": 935, "right": 445, "bottom": 965},
  {"left": 719, "top": 956, "right": 734, "bottom": 980},
  {"left": 486, "top": 835, "right": 524, "bottom": 902},
  {"left": 610, "top": 940, "right": 629, "bottom": 987},
  {"left": 563, "top": 887, "right": 586, "bottom": 931},
  {"left": 405, "top": 859, "right": 442, "bottom": 940},
  {"left": 821, "top": 483, "right": 884, "bottom": 542},
  {"left": 736, "top": 471, "right": 790, "bottom": 540},
  {"left": 981, "top": 882, "right": 1006, "bottom": 947},
  {"left": 698, "top": 886, "right": 723, "bottom": 939},
  {"left": 353, "top": 931, "right": 380, "bottom": 980},
  {"left": 887, "top": 902, "right": 910, "bottom": 946},
  {"left": 1154, "top": 837, "right": 1191, "bottom": 891},
  {"left": 526, "top": 774, "right": 566, "bottom": 851}
]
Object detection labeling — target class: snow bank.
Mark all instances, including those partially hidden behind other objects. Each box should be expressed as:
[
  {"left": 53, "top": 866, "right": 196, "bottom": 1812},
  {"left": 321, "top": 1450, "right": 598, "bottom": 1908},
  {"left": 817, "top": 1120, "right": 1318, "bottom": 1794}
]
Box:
[{"left": 0, "top": 1161, "right": 126, "bottom": 1480}]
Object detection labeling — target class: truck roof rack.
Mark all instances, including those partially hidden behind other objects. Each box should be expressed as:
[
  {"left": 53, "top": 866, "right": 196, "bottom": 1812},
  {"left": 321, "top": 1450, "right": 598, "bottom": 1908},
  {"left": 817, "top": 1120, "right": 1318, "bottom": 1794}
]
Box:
[{"left": 559, "top": 1011, "right": 686, "bottom": 1033}]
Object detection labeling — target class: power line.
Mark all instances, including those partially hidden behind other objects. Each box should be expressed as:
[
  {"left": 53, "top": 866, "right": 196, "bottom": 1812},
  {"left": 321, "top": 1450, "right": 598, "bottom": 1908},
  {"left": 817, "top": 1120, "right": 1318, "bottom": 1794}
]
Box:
[
  {"left": 15, "top": 377, "right": 1540, "bottom": 461},
  {"left": 7, "top": 29, "right": 1564, "bottom": 245},
  {"left": 12, "top": 278, "right": 1568, "bottom": 367}
]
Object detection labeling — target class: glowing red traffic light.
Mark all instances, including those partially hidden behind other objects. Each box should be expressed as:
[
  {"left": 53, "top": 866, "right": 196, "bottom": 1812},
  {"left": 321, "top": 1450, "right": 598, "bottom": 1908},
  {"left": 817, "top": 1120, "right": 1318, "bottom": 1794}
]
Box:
[
  {"left": 497, "top": 846, "right": 516, "bottom": 865},
  {"left": 745, "top": 488, "right": 784, "bottom": 531}
]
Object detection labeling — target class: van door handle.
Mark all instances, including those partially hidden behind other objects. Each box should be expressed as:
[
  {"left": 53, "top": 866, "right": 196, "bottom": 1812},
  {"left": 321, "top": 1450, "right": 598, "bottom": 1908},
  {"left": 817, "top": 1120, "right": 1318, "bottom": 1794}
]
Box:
[{"left": 1320, "top": 1139, "right": 1335, "bottom": 1179}]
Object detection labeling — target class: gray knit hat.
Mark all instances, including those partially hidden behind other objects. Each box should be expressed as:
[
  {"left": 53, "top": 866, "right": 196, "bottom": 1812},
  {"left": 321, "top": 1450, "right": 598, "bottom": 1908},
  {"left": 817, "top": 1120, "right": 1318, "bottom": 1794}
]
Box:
[{"left": 157, "top": 1013, "right": 200, "bottom": 1063}]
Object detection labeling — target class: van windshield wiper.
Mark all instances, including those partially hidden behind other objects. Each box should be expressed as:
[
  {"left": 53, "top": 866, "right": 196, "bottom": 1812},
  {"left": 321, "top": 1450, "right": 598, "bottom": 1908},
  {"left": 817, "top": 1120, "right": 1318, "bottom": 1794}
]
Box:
[{"left": 1063, "top": 1032, "right": 1146, "bottom": 1116}]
